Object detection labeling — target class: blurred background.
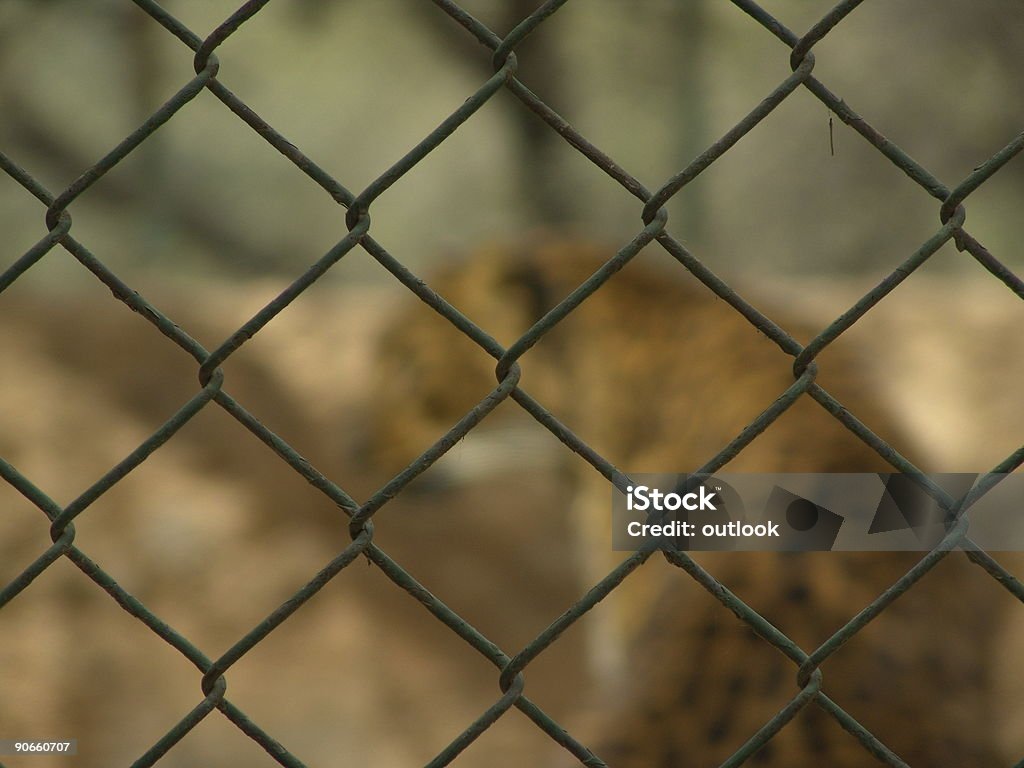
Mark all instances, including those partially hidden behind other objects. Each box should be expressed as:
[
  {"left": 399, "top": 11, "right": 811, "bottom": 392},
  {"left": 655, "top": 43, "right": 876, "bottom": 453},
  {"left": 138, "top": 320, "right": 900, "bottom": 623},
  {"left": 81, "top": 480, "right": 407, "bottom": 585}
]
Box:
[
  {"left": 1, "top": 1, "right": 1022, "bottom": 766},
  {"left": 2, "top": 0, "right": 1023, "bottom": 287},
  {"left": 3, "top": 0, "right": 1020, "bottom": 472}
]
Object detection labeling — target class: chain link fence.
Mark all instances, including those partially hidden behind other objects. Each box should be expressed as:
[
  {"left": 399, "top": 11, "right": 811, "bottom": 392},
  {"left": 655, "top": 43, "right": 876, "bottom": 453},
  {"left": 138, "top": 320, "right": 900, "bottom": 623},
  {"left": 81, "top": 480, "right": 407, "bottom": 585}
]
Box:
[{"left": 2, "top": 1, "right": 1023, "bottom": 766}]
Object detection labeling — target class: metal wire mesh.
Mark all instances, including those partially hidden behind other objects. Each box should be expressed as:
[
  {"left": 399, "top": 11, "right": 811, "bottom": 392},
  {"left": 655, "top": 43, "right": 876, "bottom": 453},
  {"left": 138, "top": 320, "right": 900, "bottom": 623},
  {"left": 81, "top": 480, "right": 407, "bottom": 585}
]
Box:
[{"left": 2, "top": 1, "right": 1023, "bottom": 766}]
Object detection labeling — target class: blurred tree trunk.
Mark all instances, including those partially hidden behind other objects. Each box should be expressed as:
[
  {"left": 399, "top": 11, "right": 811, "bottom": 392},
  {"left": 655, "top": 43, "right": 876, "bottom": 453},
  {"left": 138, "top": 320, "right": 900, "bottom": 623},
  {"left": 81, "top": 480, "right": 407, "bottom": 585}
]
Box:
[
  {"left": 672, "top": 0, "right": 708, "bottom": 250},
  {"left": 501, "top": 0, "right": 575, "bottom": 229}
]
